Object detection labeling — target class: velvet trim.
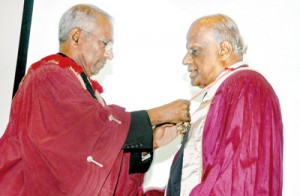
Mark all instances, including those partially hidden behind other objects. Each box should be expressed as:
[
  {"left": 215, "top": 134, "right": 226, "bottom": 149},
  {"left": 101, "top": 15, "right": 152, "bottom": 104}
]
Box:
[{"left": 27, "top": 53, "right": 103, "bottom": 94}]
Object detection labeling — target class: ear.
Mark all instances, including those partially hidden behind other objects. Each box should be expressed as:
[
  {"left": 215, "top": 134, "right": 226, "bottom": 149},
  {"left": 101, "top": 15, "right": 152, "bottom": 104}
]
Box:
[
  {"left": 219, "top": 41, "right": 233, "bottom": 61},
  {"left": 69, "top": 28, "right": 81, "bottom": 47}
]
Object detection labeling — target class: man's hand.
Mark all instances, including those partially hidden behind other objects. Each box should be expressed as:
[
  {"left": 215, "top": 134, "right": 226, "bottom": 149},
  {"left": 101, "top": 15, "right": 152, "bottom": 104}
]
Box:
[
  {"left": 153, "top": 124, "right": 179, "bottom": 149},
  {"left": 147, "top": 99, "right": 191, "bottom": 126},
  {"left": 153, "top": 122, "right": 190, "bottom": 149}
]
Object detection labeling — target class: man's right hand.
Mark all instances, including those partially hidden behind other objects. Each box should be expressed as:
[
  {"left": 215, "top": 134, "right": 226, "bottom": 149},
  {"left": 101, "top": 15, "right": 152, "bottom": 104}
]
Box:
[{"left": 147, "top": 99, "right": 191, "bottom": 126}]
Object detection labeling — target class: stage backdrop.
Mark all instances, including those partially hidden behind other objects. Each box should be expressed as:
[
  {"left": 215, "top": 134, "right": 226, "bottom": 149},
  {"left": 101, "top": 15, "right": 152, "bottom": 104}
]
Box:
[{"left": 1, "top": 0, "right": 299, "bottom": 195}]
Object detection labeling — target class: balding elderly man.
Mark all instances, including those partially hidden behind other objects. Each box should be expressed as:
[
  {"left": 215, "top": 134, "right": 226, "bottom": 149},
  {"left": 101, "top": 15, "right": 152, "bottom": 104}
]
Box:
[
  {"left": 143, "top": 14, "right": 283, "bottom": 196},
  {"left": 166, "top": 14, "right": 283, "bottom": 196}
]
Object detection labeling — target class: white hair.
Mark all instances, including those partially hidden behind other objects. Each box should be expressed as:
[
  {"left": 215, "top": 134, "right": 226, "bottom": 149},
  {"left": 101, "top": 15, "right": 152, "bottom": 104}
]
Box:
[
  {"left": 58, "top": 4, "right": 111, "bottom": 43},
  {"left": 200, "top": 14, "right": 247, "bottom": 56}
]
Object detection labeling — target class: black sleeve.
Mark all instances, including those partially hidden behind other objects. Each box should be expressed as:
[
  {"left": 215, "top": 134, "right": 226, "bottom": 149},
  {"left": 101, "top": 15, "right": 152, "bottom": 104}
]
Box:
[{"left": 123, "top": 110, "right": 153, "bottom": 174}]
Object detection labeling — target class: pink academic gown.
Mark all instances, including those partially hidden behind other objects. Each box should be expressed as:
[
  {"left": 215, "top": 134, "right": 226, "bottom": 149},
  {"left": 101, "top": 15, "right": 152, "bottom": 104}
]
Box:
[
  {"left": 189, "top": 70, "right": 283, "bottom": 195},
  {"left": 0, "top": 54, "right": 144, "bottom": 195},
  {"left": 147, "top": 69, "right": 283, "bottom": 196}
]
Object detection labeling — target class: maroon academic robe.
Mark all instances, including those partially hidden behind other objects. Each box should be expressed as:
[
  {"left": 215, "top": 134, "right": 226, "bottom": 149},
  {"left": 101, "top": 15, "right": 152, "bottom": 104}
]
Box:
[
  {"left": 0, "top": 54, "right": 147, "bottom": 195},
  {"left": 157, "top": 69, "right": 282, "bottom": 196}
]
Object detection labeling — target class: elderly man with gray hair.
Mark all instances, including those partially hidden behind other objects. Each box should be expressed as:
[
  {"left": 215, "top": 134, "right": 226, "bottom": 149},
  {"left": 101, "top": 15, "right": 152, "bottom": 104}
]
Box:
[
  {"left": 143, "top": 14, "right": 283, "bottom": 196},
  {"left": 166, "top": 13, "right": 283, "bottom": 196},
  {"left": 0, "top": 4, "right": 191, "bottom": 195}
]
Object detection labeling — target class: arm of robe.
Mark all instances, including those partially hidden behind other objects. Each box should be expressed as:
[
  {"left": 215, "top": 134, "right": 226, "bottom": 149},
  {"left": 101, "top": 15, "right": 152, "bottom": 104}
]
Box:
[
  {"left": 124, "top": 110, "right": 154, "bottom": 174},
  {"left": 190, "top": 70, "right": 283, "bottom": 196}
]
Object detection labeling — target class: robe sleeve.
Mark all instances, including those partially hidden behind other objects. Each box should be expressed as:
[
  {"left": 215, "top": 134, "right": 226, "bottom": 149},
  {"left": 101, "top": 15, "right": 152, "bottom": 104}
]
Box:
[
  {"left": 124, "top": 110, "right": 154, "bottom": 173},
  {"left": 190, "top": 70, "right": 283, "bottom": 195}
]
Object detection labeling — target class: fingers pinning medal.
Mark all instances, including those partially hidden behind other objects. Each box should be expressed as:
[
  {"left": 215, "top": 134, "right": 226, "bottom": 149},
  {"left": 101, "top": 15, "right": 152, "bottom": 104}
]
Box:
[{"left": 176, "top": 122, "right": 190, "bottom": 143}]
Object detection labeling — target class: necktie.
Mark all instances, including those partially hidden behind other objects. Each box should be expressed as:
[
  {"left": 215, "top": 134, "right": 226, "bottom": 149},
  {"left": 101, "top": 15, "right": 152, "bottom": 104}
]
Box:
[{"left": 166, "top": 128, "right": 190, "bottom": 196}]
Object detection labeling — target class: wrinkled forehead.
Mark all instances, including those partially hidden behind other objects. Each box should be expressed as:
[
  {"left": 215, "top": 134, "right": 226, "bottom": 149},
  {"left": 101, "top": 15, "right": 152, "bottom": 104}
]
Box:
[{"left": 186, "top": 22, "right": 213, "bottom": 47}]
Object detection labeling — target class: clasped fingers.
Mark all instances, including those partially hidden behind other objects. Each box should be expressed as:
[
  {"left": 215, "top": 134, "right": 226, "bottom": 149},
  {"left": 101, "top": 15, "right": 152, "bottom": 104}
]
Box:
[{"left": 170, "top": 99, "right": 191, "bottom": 123}]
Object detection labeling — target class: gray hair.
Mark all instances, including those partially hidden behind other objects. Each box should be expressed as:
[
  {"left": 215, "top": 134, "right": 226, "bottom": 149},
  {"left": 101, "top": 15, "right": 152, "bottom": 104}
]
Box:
[
  {"left": 58, "top": 4, "right": 111, "bottom": 43},
  {"left": 199, "top": 14, "right": 247, "bottom": 56}
]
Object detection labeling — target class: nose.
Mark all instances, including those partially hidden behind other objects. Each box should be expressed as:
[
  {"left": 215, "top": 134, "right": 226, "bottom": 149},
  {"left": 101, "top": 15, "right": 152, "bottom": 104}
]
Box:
[
  {"left": 182, "top": 53, "right": 192, "bottom": 66},
  {"left": 104, "top": 49, "right": 113, "bottom": 60}
]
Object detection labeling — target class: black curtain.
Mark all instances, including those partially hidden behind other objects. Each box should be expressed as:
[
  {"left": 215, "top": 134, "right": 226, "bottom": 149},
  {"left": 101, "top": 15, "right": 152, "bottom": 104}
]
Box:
[{"left": 12, "top": 0, "right": 34, "bottom": 97}]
